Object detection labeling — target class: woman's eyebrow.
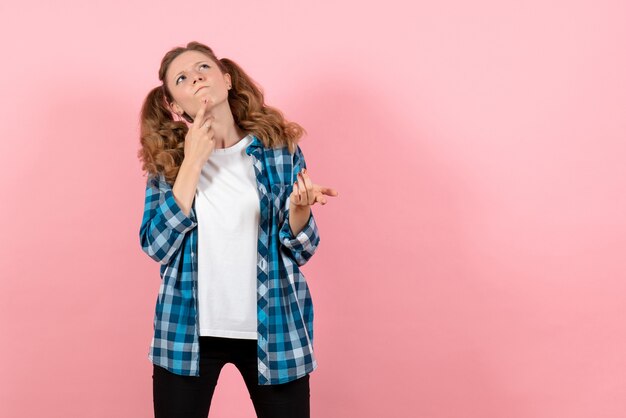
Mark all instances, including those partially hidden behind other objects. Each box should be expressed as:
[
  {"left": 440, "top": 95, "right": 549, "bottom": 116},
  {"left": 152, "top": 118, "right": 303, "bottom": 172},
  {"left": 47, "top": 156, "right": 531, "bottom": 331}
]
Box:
[{"left": 173, "top": 61, "right": 207, "bottom": 80}]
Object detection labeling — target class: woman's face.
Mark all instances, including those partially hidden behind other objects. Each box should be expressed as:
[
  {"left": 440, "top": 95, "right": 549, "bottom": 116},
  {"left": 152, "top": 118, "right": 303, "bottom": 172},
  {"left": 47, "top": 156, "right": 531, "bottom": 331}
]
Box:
[{"left": 165, "top": 50, "right": 231, "bottom": 121}]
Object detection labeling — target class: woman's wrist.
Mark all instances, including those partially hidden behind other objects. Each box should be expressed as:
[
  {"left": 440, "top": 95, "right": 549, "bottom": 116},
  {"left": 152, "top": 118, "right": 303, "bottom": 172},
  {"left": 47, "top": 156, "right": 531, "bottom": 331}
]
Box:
[
  {"left": 288, "top": 204, "right": 311, "bottom": 236},
  {"left": 181, "top": 157, "right": 203, "bottom": 174}
]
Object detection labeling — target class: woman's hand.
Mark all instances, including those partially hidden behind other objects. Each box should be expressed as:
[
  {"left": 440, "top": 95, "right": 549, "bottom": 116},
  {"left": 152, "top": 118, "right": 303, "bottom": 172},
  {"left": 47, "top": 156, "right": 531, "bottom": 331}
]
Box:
[
  {"left": 290, "top": 168, "right": 339, "bottom": 208},
  {"left": 183, "top": 98, "right": 215, "bottom": 170}
]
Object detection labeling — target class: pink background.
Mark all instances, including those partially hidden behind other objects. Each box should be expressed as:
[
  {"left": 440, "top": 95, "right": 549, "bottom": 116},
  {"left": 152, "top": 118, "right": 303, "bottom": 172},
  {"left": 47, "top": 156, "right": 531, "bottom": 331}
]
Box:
[{"left": 1, "top": 0, "right": 625, "bottom": 417}]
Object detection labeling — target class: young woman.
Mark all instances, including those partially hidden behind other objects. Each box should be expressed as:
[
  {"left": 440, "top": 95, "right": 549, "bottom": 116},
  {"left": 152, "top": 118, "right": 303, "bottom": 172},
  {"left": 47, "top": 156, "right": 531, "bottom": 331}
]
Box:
[{"left": 137, "top": 41, "right": 338, "bottom": 418}]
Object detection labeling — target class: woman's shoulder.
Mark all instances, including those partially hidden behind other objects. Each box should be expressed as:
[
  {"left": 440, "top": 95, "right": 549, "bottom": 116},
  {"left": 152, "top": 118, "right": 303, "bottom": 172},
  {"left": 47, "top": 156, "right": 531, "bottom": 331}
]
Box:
[{"left": 249, "top": 133, "right": 297, "bottom": 155}]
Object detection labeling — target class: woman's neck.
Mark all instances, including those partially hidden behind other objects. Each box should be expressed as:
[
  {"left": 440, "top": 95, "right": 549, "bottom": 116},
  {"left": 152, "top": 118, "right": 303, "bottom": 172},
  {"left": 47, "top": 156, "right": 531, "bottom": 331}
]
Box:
[{"left": 206, "top": 102, "right": 247, "bottom": 149}]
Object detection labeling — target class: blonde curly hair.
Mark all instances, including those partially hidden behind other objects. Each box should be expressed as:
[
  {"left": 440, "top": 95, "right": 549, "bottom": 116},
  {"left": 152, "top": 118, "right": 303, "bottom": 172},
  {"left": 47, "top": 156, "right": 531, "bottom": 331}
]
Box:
[{"left": 138, "top": 41, "right": 306, "bottom": 185}]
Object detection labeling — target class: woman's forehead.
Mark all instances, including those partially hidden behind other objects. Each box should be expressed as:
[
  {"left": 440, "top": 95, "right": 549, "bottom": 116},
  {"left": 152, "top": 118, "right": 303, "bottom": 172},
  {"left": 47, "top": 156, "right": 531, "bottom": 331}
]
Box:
[{"left": 167, "top": 51, "right": 214, "bottom": 80}]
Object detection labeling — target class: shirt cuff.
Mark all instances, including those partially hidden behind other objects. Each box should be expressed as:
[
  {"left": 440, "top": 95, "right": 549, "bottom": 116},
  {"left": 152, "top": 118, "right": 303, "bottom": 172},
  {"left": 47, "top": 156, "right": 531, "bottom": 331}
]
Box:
[{"left": 279, "top": 208, "right": 320, "bottom": 264}]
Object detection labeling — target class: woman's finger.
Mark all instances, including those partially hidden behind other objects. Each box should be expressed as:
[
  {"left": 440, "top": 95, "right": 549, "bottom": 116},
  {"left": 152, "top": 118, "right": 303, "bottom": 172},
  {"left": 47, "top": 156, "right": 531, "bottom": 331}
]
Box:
[
  {"left": 292, "top": 181, "right": 301, "bottom": 205},
  {"left": 192, "top": 100, "right": 207, "bottom": 129},
  {"left": 321, "top": 187, "right": 339, "bottom": 197},
  {"left": 298, "top": 170, "right": 314, "bottom": 205},
  {"left": 296, "top": 175, "right": 308, "bottom": 205}
]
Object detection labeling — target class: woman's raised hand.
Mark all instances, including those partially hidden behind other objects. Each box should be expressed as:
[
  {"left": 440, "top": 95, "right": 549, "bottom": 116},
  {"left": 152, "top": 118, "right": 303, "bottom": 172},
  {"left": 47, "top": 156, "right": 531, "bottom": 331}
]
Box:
[
  {"left": 183, "top": 99, "right": 215, "bottom": 169},
  {"left": 290, "top": 168, "right": 339, "bottom": 208}
]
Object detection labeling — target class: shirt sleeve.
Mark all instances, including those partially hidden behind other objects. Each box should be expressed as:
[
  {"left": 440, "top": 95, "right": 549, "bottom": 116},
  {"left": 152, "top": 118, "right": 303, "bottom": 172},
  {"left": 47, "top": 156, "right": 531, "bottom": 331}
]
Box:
[
  {"left": 139, "top": 173, "right": 197, "bottom": 265},
  {"left": 278, "top": 145, "right": 321, "bottom": 266}
]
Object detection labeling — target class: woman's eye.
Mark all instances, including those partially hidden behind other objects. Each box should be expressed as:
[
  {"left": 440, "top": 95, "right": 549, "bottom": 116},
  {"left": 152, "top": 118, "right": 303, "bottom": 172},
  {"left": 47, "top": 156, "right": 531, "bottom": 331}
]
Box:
[{"left": 175, "top": 64, "right": 209, "bottom": 85}]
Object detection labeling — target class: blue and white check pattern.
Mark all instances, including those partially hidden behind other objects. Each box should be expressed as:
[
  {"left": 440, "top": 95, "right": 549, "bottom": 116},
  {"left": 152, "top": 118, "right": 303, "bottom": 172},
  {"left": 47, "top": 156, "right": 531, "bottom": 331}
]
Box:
[{"left": 139, "top": 135, "right": 320, "bottom": 385}]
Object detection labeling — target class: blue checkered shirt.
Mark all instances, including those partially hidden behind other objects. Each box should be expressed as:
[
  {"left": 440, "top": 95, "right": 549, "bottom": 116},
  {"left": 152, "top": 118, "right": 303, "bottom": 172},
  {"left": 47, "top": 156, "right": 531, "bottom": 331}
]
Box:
[{"left": 139, "top": 136, "right": 320, "bottom": 385}]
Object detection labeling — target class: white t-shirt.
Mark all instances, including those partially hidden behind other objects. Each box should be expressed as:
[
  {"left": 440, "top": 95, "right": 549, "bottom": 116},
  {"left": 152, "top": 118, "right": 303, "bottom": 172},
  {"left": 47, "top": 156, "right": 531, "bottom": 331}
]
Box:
[{"left": 195, "top": 133, "right": 259, "bottom": 339}]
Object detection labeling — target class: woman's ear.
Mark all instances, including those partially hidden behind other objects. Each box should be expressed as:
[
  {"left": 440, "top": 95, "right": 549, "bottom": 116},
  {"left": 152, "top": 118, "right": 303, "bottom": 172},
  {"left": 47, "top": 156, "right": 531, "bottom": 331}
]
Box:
[
  {"left": 169, "top": 101, "right": 183, "bottom": 117},
  {"left": 168, "top": 100, "right": 193, "bottom": 124}
]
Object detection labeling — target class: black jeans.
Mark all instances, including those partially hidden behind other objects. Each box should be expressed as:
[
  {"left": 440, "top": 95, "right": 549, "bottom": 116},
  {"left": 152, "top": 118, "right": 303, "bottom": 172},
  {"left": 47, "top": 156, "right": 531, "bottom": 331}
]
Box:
[{"left": 153, "top": 336, "right": 310, "bottom": 418}]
